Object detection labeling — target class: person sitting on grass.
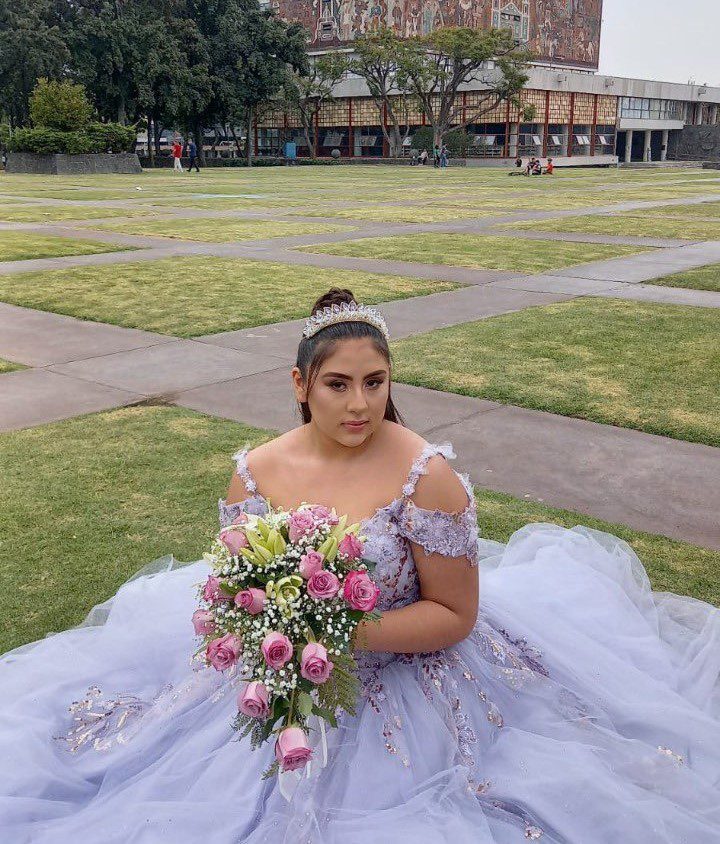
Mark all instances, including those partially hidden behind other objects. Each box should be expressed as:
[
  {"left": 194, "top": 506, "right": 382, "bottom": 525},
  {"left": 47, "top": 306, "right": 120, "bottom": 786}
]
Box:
[
  {"left": 544, "top": 158, "right": 555, "bottom": 175},
  {"left": 509, "top": 156, "right": 524, "bottom": 176}
]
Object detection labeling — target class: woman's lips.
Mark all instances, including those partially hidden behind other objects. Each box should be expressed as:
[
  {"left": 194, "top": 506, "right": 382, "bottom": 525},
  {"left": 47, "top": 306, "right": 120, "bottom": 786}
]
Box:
[{"left": 343, "top": 420, "right": 368, "bottom": 430}]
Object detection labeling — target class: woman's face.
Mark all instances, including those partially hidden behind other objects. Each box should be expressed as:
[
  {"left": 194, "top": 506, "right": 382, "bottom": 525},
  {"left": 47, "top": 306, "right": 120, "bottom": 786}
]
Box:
[{"left": 293, "top": 337, "right": 391, "bottom": 447}]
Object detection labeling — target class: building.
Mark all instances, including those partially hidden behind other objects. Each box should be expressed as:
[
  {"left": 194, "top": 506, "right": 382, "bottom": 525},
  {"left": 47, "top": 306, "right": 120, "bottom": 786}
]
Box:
[{"left": 255, "top": 0, "right": 720, "bottom": 164}]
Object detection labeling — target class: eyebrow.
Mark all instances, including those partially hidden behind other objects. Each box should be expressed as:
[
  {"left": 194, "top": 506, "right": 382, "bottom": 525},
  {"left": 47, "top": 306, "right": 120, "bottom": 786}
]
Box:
[{"left": 322, "top": 370, "right": 388, "bottom": 379}]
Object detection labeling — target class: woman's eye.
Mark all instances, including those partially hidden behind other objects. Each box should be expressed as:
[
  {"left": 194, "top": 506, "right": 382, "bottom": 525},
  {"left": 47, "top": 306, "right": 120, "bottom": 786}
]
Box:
[
  {"left": 366, "top": 379, "right": 383, "bottom": 389},
  {"left": 329, "top": 381, "right": 346, "bottom": 391}
]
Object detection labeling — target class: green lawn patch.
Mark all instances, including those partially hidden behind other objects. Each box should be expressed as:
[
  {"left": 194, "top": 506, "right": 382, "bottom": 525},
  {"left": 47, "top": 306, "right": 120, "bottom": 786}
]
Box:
[
  {"left": 296, "top": 205, "right": 501, "bottom": 223},
  {"left": 392, "top": 298, "right": 720, "bottom": 447},
  {"left": 305, "top": 233, "right": 650, "bottom": 273},
  {"left": 0, "top": 257, "right": 458, "bottom": 336},
  {"left": 646, "top": 201, "right": 720, "bottom": 219},
  {"left": 0, "top": 232, "right": 125, "bottom": 262},
  {"left": 651, "top": 264, "right": 720, "bottom": 293},
  {"left": 2, "top": 404, "right": 717, "bottom": 653},
  {"left": 507, "top": 214, "right": 720, "bottom": 241},
  {"left": 95, "top": 217, "right": 353, "bottom": 241},
  {"left": 0, "top": 358, "right": 24, "bottom": 374},
  {"left": 0, "top": 206, "right": 155, "bottom": 223}
]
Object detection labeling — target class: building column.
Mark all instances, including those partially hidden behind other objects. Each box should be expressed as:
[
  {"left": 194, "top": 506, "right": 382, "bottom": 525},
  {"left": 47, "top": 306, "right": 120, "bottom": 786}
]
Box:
[
  {"left": 508, "top": 122, "right": 519, "bottom": 158},
  {"left": 624, "top": 129, "right": 633, "bottom": 163},
  {"left": 661, "top": 129, "right": 669, "bottom": 161},
  {"left": 644, "top": 129, "right": 652, "bottom": 162},
  {"left": 561, "top": 125, "right": 570, "bottom": 157}
]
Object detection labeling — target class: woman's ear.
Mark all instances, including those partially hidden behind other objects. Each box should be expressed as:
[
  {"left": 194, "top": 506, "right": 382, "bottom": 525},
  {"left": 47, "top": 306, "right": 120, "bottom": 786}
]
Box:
[{"left": 291, "top": 367, "right": 307, "bottom": 404}]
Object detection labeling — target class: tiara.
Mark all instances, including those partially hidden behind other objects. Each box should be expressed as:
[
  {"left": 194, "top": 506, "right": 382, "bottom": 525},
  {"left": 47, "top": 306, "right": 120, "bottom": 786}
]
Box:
[{"left": 302, "top": 302, "right": 390, "bottom": 341}]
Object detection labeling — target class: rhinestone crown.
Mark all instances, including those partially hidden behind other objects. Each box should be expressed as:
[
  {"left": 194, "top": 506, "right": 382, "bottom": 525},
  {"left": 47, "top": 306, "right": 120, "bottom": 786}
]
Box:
[{"left": 302, "top": 302, "right": 390, "bottom": 341}]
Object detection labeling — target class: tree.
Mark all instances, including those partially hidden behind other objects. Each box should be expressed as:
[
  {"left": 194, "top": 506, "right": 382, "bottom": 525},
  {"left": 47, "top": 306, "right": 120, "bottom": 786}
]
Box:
[
  {"left": 397, "top": 27, "right": 531, "bottom": 147},
  {"left": 350, "top": 30, "right": 415, "bottom": 159},
  {"left": 30, "top": 79, "right": 93, "bottom": 130},
  {"left": 201, "top": 3, "right": 306, "bottom": 166},
  {"left": 64, "top": 0, "right": 143, "bottom": 125},
  {"left": 285, "top": 53, "right": 348, "bottom": 158},
  {"left": 0, "top": 0, "right": 68, "bottom": 128}
]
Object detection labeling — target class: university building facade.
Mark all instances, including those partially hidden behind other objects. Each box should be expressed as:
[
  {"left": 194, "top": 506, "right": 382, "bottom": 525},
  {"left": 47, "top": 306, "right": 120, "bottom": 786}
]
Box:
[{"left": 255, "top": 0, "right": 720, "bottom": 164}]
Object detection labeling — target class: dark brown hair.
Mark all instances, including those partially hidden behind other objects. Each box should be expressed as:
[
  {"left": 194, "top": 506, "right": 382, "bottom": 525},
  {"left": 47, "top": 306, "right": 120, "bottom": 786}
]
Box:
[{"left": 295, "top": 288, "right": 404, "bottom": 425}]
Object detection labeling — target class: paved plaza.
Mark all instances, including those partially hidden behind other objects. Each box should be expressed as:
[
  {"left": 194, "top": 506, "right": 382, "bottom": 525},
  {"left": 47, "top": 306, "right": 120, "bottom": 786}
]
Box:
[{"left": 1, "top": 166, "right": 719, "bottom": 552}]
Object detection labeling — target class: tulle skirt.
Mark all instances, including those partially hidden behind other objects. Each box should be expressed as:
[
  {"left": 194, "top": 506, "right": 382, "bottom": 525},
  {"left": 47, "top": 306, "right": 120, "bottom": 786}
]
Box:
[{"left": 2, "top": 524, "right": 719, "bottom": 844}]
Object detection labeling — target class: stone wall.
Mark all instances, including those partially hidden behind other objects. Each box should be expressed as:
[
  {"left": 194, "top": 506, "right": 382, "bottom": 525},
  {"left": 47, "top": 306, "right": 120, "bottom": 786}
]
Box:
[
  {"left": 668, "top": 126, "right": 720, "bottom": 162},
  {"left": 6, "top": 153, "right": 142, "bottom": 175}
]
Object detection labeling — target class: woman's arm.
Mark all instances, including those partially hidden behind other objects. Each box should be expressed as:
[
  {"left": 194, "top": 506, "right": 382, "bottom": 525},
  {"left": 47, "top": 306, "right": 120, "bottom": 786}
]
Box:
[{"left": 353, "top": 457, "right": 479, "bottom": 654}]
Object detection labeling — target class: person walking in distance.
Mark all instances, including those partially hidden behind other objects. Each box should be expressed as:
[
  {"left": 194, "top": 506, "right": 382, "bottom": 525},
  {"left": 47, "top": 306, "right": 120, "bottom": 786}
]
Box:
[
  {"left": 172, "top": 138, "right": 183, "bottom": 172},
  {"left": 187, "top": 138, "right": 200, "bottom": 173}
]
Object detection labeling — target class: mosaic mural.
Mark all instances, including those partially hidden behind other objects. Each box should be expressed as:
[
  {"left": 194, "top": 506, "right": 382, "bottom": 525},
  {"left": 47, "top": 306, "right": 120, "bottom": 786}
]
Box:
[{"left": 270, "top": 0, "right": 602, "bottom": 68}]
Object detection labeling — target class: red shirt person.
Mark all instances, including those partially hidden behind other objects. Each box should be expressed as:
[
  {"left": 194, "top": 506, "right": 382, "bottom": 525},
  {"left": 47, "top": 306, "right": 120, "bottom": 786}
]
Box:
[{"left": 172, "top": 140, "right": 183, "bottom": 171}]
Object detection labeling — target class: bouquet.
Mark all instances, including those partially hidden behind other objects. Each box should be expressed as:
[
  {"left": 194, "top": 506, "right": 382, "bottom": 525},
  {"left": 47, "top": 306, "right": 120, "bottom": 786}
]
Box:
[{"left": 192, "top": 504, "right": 381, "bottom": 781}]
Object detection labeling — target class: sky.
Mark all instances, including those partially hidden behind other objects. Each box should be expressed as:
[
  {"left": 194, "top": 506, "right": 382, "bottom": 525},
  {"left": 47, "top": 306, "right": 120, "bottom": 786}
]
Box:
[{"left": 598, "top": 0, "right": 720, "bottom": 86}]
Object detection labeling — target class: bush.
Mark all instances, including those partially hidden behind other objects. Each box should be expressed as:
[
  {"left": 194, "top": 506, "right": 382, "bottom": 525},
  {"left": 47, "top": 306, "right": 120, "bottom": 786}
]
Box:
[
  {"left": 85, "top": 123, "right": 137, "bottom": 153},
  {"left": 9, "top": 123, "right": 136, "bottom": 155},
  {"left": 30, "top": 79, "right": 93, "bottom": 131}
]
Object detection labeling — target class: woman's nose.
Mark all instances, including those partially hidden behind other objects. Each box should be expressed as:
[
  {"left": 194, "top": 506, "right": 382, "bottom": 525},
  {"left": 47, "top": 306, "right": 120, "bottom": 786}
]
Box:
[{"left": 347, "top": 387, "right": 369, "bottom": 412}]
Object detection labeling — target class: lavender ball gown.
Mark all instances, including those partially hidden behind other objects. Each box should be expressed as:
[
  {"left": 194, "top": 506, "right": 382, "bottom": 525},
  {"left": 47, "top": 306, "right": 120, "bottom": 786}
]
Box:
[{"left": 2, "top": 442, "right": 720, "bottom": 843}]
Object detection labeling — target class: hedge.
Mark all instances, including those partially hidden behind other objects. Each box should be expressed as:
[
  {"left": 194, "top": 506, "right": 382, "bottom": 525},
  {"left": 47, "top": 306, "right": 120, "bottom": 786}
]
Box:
[{"left": 9, "top": 123, "right": 136, "bottom": 155}]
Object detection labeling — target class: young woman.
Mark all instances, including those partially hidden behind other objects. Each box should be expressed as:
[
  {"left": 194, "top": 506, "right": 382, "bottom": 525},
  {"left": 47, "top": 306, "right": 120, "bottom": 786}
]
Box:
[{"left": 1, "top": 288, "right": 719, "bottom": 843}]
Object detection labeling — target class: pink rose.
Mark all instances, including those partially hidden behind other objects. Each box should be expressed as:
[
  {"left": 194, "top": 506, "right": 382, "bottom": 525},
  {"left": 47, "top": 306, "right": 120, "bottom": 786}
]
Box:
[
  {"left": 275, "top": 726, "right": 313, "bottom": 773},
  {"left": 342, "top": 570, "right": 380, "bottom": 612},
  {"left": 234, "top": 587, "right": 266, "bottom": 615},
  {"left": 192, "top": 609, "right": 216, "bottom": 636},
  {"left": 299, "top": 550, "right": 324, "bottom": 580},
  {"left": 202, "top": 575, "right": 224, "bottom": 604},
  {"left": 300, "top": 642, "right": 334, "bottom": 685},
  {"left": 307, "top": 570, "right": 340, "bottom": 600},
  {"left": 308, "top": 505, "right": 339, "bottom": 526},
  {"left": 237, "top": 681, "right": 269, "bottom": 719},
  {"left": 261, "top": 632, "right": 293, "bottom": 670},
  {"left": 338, "top": 533, "right": 364, "bottom": 561},
  {"left": 206, "top": 633, "right": 242, "bottom": 671},
  {"left": 220, "top": 528, "right": 249, "bottom": 556},
  {"left": 288, "top": 511, "right": 316, "bottom": 543}
]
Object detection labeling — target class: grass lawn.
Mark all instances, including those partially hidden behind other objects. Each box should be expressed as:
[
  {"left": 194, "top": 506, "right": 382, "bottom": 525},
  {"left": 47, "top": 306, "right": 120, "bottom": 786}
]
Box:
[
  {"left": 391, "top": 298, "right": 720, "bottom": 447},
  {"left": 94, "top": 217, "right": 354, "bottom": 241},
  {"left": 506, "top": 214, "right": 720, "bottom": 241},
  {"left": 651, "top": 264, "right": 720, "bottom": 293},
  {"left": 0, "top": 206, "right": 156, "bottom": 223},
  {"left": 2, "top": 404, "right": 718, "bottom": 653},
  {"left": 646, "top": 201, "right": 720, "bottom": 219},
  {"left": 296, "top": 205, "right": 502, "bottom": 223},
  {"left": 0, "top": 257, "right": 458, "bottom": 336},
  {"left": 305, "top": 233, "right": 651, "bottom": 273},
  {"left": 0, "top": 358, "right": 24, "bottom": 374},
  {"left": 0, "top": 232, "right": 125, "bottom": 262},
  {"left": 145, "top": 196, "right": 307, "bottom": 210}
]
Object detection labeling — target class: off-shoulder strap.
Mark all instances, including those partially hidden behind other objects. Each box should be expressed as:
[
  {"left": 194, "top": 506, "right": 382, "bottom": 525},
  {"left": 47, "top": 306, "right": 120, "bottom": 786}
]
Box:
[
  {"left": 231, "top": 448, "right": 258, "bottom": 494},
  {"left": 401, "top": 442, "right": 456, "bottom": 498},
  {"left": 397, "top": 442, "right": 480, "bottom": 566}
]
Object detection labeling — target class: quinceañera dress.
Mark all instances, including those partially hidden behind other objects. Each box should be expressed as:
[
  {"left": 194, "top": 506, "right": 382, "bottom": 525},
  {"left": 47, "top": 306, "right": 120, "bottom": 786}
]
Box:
[{"left": 2, "top": 443, "right": 720, "bottom": 844}]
